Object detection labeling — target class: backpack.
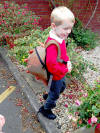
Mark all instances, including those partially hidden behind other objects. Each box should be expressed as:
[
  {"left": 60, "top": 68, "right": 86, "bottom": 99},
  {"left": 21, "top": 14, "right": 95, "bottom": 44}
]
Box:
[{"left": 25, "top": 40, "right": 66, "bottom": 85}]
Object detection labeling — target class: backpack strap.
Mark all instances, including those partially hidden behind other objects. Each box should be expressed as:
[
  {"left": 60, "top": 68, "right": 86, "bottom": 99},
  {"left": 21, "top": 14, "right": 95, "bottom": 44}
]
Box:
[
  {"left": 45, "top": 40, "right": 61, "bottom": 61},
  {"left": 45, "top": 40, "right": 67, "bottom": 65},
  {"left": 35, "top": 47, "right": 46, "bottom": 69}
]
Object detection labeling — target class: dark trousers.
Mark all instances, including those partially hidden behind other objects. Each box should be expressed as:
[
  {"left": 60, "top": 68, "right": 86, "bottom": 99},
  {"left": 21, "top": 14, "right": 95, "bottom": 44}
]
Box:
[{"left": 44, "top": 77, "right": 66, "bottom": 109}]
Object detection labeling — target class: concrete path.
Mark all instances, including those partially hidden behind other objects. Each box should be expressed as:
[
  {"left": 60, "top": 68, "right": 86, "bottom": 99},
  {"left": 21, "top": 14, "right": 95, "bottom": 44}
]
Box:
[
  {"left": 0, "top": 47, "right": 60, "bottom": 133},
  {"left": 0, "top": 54, "right": 45, "bottom": 133}
]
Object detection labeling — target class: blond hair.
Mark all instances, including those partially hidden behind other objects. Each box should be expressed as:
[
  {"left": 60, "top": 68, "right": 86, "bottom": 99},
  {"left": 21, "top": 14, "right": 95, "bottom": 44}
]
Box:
[{"left": 51, "top": 6, "right": 75, "bottom": 26}]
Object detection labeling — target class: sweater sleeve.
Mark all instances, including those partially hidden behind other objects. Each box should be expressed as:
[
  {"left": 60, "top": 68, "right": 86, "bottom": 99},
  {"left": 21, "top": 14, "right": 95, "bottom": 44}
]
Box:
[{"left": 46, "top": 44, "right": 68, "bottom": 76}]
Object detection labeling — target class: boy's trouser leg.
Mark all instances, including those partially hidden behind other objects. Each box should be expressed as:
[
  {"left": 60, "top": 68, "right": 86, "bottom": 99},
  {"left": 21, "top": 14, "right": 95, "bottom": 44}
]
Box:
[
  {"left": 44, "top": 77, "right": 66, "bottom": 110},
  {"left": 60, "top": 76, "right": 66, "bottom": 93},
  {"left": 43, "top": 77, "right": 66, "bottom": 100}
]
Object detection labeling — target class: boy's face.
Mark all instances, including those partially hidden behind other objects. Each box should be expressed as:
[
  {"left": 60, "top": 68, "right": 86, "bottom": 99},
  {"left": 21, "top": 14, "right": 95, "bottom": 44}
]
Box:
[{"left": 52, "top": 19, "right": 74, "bottom": 40}]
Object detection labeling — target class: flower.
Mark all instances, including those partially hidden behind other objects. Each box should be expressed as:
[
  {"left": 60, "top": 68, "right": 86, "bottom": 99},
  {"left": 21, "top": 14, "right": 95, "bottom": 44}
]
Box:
[
  {"left": 79, "top": 119, "right": 82, "bottom": 124},
  {"left": 18, "top": 11, "right": 20, "bottom": 14},
  {"left": 91, "top": 116, "right": 97, "bottom": 123},
  {"left": 83, "top": 93, "right": 88, "bottom": 97},
  {"left": 68, "top": 80, "right": 100, "bottom": 129},
  {"left": 64, "top": 104, "right": 68, "bottom": 108},
  {"left": 68, "top": 114, "right": 73, "bottom": 120},
  {"left": 75, "top": 99, "right": 82, "bottom": 106},
  {"left": 24, "top": 22, "right": 28, "bottom": 25},
  {"left": 96, "top": 124, "right": 100, "bottom": 129},
  {"left": 22, "top": 11, "right": 26, "bottom": 15},
  {"left": 88, "top": 118, "right": 91, "bottom": 124},
  {"left": 0, "top": 1, "right": 40, "bottom": 49}
]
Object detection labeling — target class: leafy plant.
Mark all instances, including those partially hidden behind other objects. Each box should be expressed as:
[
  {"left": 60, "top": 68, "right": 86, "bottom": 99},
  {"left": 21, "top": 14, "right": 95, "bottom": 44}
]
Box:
[
  {"left": 8, "top": 27, "right": 50, "bottom": 65},
  {"left": 0, "top": 1, "right": 40, "bottom": 48},
  {"left": 69, "top": 18, "right": 98, "bottom": 50},
  {"left": 8, "top": 46, "right": 29, "bottom": 66},
  {"left": 68, "top": 80, "right": 100, "bottom": 129},
  {"left": 14, "top": 27, "right": 50, "bottom": 46}
]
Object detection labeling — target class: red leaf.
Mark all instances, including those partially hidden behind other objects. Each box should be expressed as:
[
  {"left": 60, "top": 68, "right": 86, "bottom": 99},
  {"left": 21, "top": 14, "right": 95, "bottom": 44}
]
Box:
[{"left": 29, "top": 50, "right": 34, "bottom": 54}]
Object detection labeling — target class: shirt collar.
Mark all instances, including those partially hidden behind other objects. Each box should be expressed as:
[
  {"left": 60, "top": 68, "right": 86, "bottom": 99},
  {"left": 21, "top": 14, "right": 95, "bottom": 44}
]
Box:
[{"left": 49, "top": 30, "right": 63, "bottom": 44}]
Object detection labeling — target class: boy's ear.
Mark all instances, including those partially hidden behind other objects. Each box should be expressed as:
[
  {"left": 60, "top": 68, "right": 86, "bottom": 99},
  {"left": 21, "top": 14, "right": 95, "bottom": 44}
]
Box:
[{"left": 51, "top": 23, "right": 56, "bottom": 30}]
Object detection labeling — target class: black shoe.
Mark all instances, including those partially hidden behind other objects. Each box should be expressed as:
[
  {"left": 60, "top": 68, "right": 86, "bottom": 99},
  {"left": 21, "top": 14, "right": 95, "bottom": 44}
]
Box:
[
  {"left": 43, "top": 93, "right": 48, "bottom": 100},
  {"left": 38, "top": 106, "right": 56, "bottom": 120}
]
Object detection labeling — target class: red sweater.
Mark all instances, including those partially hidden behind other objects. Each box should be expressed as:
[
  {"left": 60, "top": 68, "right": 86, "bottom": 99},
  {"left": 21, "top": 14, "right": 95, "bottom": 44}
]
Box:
[{"left": 46, "top": 37, "right": 69, "bottom": 80}]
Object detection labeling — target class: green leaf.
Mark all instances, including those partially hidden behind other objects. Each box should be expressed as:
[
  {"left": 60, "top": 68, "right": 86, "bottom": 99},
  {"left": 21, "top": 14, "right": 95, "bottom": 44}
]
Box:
[
  {"left": 14, "top": 29, "right": 20, "bottom": 34},
  {"left": 92, "top": 105, "right": 100, "bottom": 115}
]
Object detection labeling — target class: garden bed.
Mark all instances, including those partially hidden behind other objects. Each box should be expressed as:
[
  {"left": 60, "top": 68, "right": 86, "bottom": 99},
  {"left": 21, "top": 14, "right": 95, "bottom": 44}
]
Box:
[{"left": 9, "top": 43, "right": 100, "bottom": 133}]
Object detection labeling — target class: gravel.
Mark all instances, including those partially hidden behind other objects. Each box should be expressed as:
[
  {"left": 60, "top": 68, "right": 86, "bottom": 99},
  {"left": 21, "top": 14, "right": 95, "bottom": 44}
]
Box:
[{"left": 80, "top": 45, "right": 100, "bottom": 87}]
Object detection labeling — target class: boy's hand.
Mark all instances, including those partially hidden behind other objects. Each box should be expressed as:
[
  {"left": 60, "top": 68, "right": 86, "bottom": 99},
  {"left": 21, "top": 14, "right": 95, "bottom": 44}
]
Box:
[{"left": 67, "top": 61, "right": 72, "bottom": 72}]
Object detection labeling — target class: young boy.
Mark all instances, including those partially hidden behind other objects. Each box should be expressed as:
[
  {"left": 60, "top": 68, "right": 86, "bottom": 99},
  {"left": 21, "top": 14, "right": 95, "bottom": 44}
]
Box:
[{"left": 39, "top": 6, "right": 75, "bottom": 120}]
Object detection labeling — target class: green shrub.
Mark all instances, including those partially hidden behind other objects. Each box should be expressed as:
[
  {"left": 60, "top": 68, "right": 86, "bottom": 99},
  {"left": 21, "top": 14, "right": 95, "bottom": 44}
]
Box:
[
  {"left": 14, "top": 27, "right": 50, "bottom": 46},
  {"left": 8, "top": 27, "right": 50, "bottom": 65},
  {"left": 70, "top": 18, "right": 98, "bottom": 50},
  {"left": 0, "top": 1, "right": 40, "bottom": 48},
  {"left": 8, "top": 46, "right": 30, "bottom": 66}
]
